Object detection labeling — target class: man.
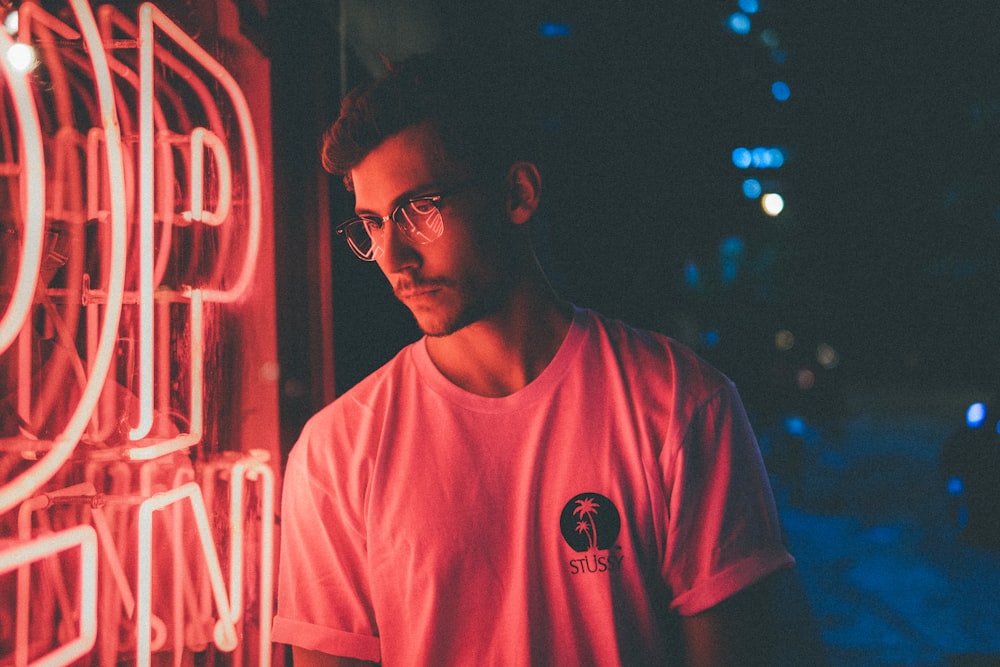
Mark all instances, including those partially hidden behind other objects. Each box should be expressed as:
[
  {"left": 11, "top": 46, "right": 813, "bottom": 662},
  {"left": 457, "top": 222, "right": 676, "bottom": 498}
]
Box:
[{"left": 273, "top": 52, "right": 824, "bottom": 666}]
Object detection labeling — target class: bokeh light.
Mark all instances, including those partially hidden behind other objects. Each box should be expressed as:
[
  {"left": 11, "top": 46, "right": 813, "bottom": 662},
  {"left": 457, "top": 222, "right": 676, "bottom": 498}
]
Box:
[
  {"left": 761, "top": 193, "right": 785, "bottom": 216},
  {"left": 538, "top": 22, "right": 572, "bottom": 37},
  {"left": 816, "top": 343, "right": 840, "bottom": 369},
  {"left": 797, "top": 368, "right": 816, "bottom": 390},
  {"left": 775, "top": 329, "right": 795, "bottom": 351},
  {"left": 727, "top": 13, "right": 751, "bottom": 35},
  {"left": 772, "top": 80, "right": 791, "bottom": 101},
  {"left": 4, "top": 42, "right": 35, "bottom": 72},
  {"left": 732, "top": 147, "right": 752, "bottom": 169},
  {"left": 965, "top": 402, "right": 986, "bottom": 429},
  {"left": 683, "top": 260, "right": 700, "bottom": 288}
]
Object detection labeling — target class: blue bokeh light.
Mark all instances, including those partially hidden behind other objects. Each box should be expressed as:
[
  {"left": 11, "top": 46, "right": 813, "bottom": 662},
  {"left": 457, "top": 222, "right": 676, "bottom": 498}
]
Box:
[
  {"left": 732, "top": 147, "right": 752, "bottom": 169},
  {"left": 772, "top": 80, "right": 791, "bottom": 101},
  {"left": 742, "top": 178, "right": 762, "bottom": 199},
  {"left": 966, "top": 402, "right": 987, "bottom": 428},
  {"left": 538, "top": 22, "right": 572, "bottom": 37},
  {"left": 683, "top": 260, "right": 700, "bottom": 288},
  {"left": 738, "top": 0, "right": 760, "bottom": 14},
  {"left": 734, "top": 147, "right": 785, "bottom": 169},
  {"left": 727, "top": 13, "right": 751, "bottom": 35},
  {"left": 947, "top": 476, "right": 964, "bottom": 496},
  {"left": 784, "top": 415, "right": 807, "bottom": 437},
  {"left": 753, "top": 147, "right": 785, "bottom": 168},
  {"left": 720, "top": 236, "right": 745, "bottom": 257}
]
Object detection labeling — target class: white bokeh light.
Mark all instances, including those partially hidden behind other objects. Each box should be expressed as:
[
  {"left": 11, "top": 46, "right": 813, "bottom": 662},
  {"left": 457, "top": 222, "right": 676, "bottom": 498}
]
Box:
[
  {"left": 5, "top": 42, "right": 35, "bottom": 72},
  {"left": 761, "top": 192, "right": 785, "bottom": 216}
]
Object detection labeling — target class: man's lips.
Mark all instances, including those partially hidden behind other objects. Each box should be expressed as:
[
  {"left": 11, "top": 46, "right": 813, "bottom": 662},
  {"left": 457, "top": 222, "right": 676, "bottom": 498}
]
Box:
[
  {"left": 394, "top": 285, "right": 445, "bottom": 301},
  {"left": 394, "top": 279, "right": 452, "bottom": 300}
]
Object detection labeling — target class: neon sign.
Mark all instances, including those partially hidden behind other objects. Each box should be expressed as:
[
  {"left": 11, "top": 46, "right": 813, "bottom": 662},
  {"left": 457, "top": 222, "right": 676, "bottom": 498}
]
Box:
[{"left": 0, "top": 1, "right": 275, "bottom": 665}]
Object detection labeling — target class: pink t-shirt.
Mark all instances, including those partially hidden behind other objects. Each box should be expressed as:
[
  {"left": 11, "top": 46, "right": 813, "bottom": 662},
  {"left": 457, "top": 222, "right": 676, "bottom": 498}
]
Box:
[{"left": 273, "top": 308, "right": 793, "bottom": 665}]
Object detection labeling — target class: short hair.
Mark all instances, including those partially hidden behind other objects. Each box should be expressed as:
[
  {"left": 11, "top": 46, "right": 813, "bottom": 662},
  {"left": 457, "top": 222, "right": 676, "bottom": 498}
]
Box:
[{"left": 321, "top": 50, "right": 541, "bottom": 188}]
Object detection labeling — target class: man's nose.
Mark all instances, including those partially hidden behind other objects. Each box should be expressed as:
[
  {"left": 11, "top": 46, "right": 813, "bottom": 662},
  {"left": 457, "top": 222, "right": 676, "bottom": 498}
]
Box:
[{"left": 376, "top": 220, "right": 420, "bottom": 273}]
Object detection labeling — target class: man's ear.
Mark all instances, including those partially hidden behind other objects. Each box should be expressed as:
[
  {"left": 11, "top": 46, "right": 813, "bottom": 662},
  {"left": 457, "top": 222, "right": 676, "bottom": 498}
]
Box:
[{"left": 505, "top": 162, "right": 542, "bottom": 225}]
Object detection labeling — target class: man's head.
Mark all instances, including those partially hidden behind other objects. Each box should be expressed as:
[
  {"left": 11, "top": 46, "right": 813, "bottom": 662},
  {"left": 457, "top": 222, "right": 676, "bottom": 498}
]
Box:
[
  {"left": 322, "top": 51, "right": 541, "bottom": 189},
  {"left": 324, "top": 51, "right": 547, "bottom": 337}
]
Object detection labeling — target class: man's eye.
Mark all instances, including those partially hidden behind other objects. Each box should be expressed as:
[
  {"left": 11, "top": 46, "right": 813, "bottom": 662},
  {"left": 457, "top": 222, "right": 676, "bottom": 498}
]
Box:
[
  {"left": 362, "top": 217, "right": 384, "bottom": 232},
  {"left": 408, "top": 199, "right": 438, "bottom": 215}
]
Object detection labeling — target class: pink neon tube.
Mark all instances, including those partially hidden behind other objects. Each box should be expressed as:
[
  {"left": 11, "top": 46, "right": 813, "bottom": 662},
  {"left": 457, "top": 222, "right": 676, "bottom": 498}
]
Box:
[
  {"left": 139, "top": 2, "right": 261, "bottom": 304},
  {"left": 227, "top": 457, "right": 275, "bottom": 645},
  {"left": 136, "top": 482, "right": 238, "bottom": 667},
  {"left": 0, "top": 28, "right": 45, "bottom": 353},
  {"left": 126, "top": 289, "right": 204, "bottom": 461},
  {"left": 0, "top": 0, "right": 128, "bottom": 515},
  {"left": 1, "top": 525, "right": 98, "bottom": 667},
  {"left": 184, "top": 128, "right": 233, "bottom": 226},
  {"left": 131, "top": 4, "right": 156, "bottom": 441}
]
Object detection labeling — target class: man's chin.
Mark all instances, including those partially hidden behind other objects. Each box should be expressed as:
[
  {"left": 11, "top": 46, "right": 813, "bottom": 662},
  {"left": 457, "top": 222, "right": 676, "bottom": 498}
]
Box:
[
  {"left": 413, "top": 313, "right": 464, "bottom": 338},
  {"left": 409, "top": 304, "right": 481, "bottom": 338}
]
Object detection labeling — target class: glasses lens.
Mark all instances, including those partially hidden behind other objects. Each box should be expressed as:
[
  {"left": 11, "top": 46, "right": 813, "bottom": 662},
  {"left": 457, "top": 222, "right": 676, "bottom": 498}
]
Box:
[
  {"left": 343, "top": 219, "right": 376, "bottom": 260},
  {"left": 396, "top": 199, "right": 444, "bottom": 245}
]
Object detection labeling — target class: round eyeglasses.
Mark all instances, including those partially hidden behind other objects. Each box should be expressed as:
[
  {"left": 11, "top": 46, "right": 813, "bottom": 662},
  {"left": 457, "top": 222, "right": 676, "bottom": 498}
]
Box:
[{"left": 335, "top": 184, "right": 472, "bottom": 262}]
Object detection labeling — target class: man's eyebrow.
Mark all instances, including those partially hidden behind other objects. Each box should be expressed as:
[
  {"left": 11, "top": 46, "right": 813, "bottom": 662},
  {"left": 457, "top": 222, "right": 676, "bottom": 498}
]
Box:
[{"left": 355, "top": 184, "right": 437, "bottom": 216}]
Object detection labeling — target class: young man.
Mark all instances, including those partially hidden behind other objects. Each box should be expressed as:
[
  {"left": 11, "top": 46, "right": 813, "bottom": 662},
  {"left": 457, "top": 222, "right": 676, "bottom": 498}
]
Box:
[{"left": 273, "top": 52, "right": 822, "bottom": 666}]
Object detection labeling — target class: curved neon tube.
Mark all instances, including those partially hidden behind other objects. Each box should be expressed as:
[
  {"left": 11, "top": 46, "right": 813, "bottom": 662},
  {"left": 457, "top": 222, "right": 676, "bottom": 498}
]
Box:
[
  {"left": 0, "top": 28, "right": 45, "bottom": 354},
  {"left": 1, "top": 525, "right": 98, "bottom": 667},
  {"left": 183, "top": 128, "right": 232, "bottom": 226},
  {"left": 136, "top": 482, "right": 238, "bottom": 667},
  {"left": 140, "top": 2, "right": 261, "bottom": 304},
  {"left": 130, "top": 4, "right": 156, "bottom": 441},
  {"left": 0, "top": 0, "right": 129, "bottom": 516},
  {"left": 126, "top": 289, "right": 203, "bottom": 461}
]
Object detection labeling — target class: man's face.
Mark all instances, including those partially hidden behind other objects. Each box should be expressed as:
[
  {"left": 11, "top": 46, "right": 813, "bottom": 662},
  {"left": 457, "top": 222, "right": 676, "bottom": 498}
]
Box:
[{"left": 350, "top": 122, "right": 513, "bottom": 337}]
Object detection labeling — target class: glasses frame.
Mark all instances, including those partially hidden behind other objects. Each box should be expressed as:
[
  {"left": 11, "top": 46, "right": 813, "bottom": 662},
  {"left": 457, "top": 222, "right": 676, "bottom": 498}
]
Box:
[{"left": 335, "top": 183, "right": 473, "bottom": 262}]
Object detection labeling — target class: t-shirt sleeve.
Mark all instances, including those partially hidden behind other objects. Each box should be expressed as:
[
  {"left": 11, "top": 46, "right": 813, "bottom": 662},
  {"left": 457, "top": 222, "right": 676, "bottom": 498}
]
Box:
[
  {"left": 271, "top": 418, "right": 382, "bottom": 663},
  {"left": 661, "top": 380, "right": 794, "bottom": 616}
]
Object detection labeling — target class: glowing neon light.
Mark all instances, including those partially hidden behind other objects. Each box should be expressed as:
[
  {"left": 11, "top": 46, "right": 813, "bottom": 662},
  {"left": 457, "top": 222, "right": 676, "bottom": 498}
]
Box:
[
  {"left": 131, "top": 3, "right": 157, "bottom": 441},
  {"left": 136, "top": 482, "right": 238, "bottom": 667},
  {"left": 1, "top": 525, "right": 98, "bottom": 667},
  {"left": 0, "top": 0, "right": 128, "bottom": 516},
  {"left": 139, "top": 2, "right": 261, "bottom": 303},
  {"left": 0, "top": 27, "right": 45, "bottom": 354},
  {"left": 183, "top": 127, "right": 233, "bottom": 225},
  {"left": 228, "top": 456, "right": 276, "bottom": 664},
  {"left": 1, "top": 4, "right": 277, "bottom": 664},
  {"left": 15, "top": 2, "right": 81, "bottom": 41},
  {"left": 126, "top": 289, "right": 204, "bottom": 460}
]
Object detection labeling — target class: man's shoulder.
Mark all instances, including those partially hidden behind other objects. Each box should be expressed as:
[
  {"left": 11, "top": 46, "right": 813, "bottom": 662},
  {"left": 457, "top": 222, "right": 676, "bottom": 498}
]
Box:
[
  {"left": 583, "top": 308, "right": 730, "bottom": 390},
  {"left": 306, "top": 341, "right": 420, "bottom": 426}
]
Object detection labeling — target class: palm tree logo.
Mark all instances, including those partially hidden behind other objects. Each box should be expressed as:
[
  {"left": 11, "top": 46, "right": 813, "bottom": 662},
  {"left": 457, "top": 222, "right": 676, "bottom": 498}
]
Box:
[
  {"left": 560, "top": 492, "right": 621, "bottom": 552},
  {"left": 573, "top": 497, "right": 601, "bottom": 551}
]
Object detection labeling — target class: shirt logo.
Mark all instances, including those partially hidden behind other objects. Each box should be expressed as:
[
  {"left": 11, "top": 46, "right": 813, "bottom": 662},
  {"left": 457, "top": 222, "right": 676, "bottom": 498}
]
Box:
[{"left": 559, "top": 492, "right": 624, "bottom": 575}]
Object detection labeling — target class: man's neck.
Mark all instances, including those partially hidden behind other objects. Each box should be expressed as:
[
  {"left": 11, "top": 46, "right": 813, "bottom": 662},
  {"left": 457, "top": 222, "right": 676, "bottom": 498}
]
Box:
[{"left": 424, "top": 280, "right": 573, "bottom": 398}]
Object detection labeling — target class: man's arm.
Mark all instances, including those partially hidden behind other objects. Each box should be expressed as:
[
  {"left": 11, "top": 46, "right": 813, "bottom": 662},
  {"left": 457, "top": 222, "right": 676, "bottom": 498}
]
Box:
[
  {"left": 680, "top": 566, "right": 829, "bottom": 667},
  {"left": 291, "top": 646, "right": 378, "bottom": 667}
]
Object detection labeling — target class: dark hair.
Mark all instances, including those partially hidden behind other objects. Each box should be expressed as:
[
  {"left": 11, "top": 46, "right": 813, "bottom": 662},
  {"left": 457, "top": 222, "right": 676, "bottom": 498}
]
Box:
[{"left": 321, "top": 50, "right": 541, "bottom": 186}]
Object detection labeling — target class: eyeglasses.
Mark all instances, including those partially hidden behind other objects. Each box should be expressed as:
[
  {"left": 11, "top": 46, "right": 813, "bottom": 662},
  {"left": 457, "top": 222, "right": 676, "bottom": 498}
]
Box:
[{"left": 335, "top": 184, "right": 472, "bottom": 262}]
